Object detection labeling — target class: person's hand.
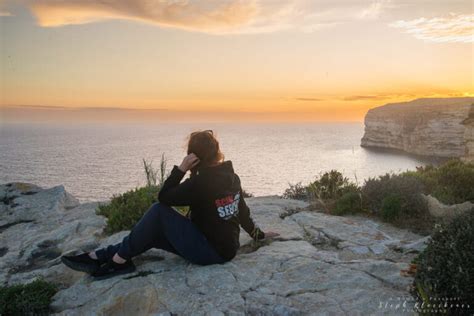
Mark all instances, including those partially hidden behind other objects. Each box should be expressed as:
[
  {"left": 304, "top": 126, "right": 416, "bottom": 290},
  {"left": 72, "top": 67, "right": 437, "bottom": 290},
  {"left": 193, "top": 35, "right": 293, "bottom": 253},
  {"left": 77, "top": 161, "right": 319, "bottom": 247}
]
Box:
[
  {"left": 178, "top": 153, "right": 200, "bottom": 173},
  {"left": 264, "top": 231, "right": 280, "bottom": 239}
]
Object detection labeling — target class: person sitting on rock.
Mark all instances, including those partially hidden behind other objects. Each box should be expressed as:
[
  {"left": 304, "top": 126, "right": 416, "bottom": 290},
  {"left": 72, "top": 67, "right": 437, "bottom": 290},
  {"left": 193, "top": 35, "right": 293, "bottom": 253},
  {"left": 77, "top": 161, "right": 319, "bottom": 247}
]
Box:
[{"left": 61, "top": 130, "right": 279, "bottom": 280}]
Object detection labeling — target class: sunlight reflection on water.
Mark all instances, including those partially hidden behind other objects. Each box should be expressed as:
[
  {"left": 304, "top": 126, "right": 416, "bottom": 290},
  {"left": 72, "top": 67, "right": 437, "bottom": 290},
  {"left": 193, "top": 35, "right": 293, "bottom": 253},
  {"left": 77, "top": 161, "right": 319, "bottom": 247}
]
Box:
[{"left": 0, "top": 122, "right": 440, "bottom": 202}]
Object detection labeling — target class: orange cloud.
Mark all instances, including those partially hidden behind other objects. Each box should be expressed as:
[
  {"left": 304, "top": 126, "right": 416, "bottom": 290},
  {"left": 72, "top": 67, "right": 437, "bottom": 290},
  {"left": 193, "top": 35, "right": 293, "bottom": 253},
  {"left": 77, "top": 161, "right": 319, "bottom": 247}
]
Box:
[
  {"left": 30, "top": 0, "right": 258, "bottom": 32},
  {"left": 25, "top": 0, "right": 392, "bottom": 34},
  {"left": 390, "top": 13, "right": 474, "bottom": 43}
]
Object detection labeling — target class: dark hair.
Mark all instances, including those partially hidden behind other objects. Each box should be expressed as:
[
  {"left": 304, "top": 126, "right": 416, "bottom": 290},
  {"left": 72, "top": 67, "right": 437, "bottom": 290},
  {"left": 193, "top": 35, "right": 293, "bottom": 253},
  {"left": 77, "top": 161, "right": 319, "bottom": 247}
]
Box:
[{"left": 187, "top": 130, "right": 224, "bottom": 176}]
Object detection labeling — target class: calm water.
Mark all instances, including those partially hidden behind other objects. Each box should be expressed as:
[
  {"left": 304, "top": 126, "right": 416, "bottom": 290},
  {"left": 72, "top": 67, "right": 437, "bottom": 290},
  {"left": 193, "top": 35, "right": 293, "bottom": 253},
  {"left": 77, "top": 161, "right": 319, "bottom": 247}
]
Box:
[{"left": 0, "top": 122, "right": 439, "bottom": 202}]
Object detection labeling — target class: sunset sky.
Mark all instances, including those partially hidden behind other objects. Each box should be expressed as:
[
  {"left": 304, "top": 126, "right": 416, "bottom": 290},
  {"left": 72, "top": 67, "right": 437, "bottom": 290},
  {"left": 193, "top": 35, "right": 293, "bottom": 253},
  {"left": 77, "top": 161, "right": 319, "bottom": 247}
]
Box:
[{"left": 1, "top": 0, "right": 473, "bottom": 122}]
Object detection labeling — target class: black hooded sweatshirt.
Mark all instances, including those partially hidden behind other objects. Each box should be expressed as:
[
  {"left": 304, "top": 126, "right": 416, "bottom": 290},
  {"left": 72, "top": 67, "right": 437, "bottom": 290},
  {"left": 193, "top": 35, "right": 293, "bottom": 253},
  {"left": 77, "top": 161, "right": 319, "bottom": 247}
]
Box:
[{"left": 158, "top": 160, "right": 264, "bottom": 261}]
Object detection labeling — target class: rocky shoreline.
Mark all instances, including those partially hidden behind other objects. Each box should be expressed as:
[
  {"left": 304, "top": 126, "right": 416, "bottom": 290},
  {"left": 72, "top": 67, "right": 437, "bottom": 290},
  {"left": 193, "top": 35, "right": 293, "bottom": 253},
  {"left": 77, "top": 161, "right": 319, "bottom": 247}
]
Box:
[
  {"left": 361, "top": 97, "right": 474, "bottom": 161},
  {"left": 1, "top": 182, "right": 430, "bottom": 315}
]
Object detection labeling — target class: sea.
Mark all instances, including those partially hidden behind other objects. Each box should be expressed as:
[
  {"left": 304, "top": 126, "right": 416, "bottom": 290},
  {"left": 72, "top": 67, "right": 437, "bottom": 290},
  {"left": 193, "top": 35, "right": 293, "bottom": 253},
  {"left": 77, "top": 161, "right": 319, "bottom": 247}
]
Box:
[{"left": 0, "top": 121, "right": 441, "bottom": 202}]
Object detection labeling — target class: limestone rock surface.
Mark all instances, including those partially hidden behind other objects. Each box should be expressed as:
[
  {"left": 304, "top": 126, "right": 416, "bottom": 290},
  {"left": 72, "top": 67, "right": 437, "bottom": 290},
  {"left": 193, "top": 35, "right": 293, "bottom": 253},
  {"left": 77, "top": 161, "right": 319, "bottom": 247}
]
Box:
[{"left": 1, "top": 183, "right": 428, "bottom": 315}]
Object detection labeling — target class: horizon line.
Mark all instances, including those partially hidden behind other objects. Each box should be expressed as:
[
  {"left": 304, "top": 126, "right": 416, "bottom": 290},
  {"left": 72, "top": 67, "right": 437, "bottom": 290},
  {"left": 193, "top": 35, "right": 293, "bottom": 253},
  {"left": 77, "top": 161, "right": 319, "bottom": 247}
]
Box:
[{"left": 3, "top": 96, "right": 472, "bottom": 112}]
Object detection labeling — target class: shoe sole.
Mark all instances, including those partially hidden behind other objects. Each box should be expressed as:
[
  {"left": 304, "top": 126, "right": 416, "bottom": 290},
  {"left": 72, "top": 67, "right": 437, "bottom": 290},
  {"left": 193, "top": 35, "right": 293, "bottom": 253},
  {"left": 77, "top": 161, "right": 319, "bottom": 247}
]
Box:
[
  {"left": 92, "top": 265, "right": 137, "bottom": 281},
  {"left": 61, "top": 256, "right": 99, "bottom": 274}
]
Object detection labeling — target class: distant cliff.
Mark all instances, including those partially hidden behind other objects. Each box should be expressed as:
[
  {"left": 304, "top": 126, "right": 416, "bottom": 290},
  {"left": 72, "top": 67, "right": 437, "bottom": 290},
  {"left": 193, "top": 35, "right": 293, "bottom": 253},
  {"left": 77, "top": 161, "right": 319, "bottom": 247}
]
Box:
[{"left": 361, "top": 97, "right": 474, "bottom": 161}]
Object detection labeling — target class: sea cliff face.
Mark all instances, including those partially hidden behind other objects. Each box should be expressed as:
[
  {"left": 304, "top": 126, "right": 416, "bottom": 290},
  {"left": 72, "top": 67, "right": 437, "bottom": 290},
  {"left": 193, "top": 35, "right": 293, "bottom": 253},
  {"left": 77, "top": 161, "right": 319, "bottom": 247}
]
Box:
[{"left": 361, "top": 97, "right": 474, "bottom": 161}]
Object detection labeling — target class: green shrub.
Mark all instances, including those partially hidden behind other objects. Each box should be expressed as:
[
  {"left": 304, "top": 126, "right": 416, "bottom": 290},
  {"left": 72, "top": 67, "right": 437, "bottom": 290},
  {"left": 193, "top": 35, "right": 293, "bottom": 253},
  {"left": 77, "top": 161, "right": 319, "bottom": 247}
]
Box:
[
  {"left": 97, "top": 185, "right": 161, "bottom": 234},
  {"left": 333, "top": 191, "right": 362, "bottom": 215},
  {"left": 406, "top": 159, "right": 474, "bottom": 205},
  {"left": 307, "top": 170, "right": 357, "bottom": 201},
  {"left": 360, "top": 172, "right": 433, "bottom": 233},
  {"left": 283, "top": 182, "right": 309, "bottom": 200},
  {"left": 413, "top": 210, "right": 474, "bottom": 314},
  {"left": 380, "top": 194, "right": 402, "bottom": 222},
  {"left": 283, "top": 170, "right": 358, "bottom": 200},
  {"left": 0, "top": 278, "right": 58, "bottom": 315},
  {"left": 361, "top": 173, "right": 427, "bottom": 217}
]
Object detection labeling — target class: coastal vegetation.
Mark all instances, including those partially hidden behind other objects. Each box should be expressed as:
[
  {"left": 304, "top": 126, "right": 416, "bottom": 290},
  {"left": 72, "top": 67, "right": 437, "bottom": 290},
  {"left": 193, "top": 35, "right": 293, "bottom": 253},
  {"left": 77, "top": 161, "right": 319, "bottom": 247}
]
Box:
[
  {"left": 412, "top": 210, "right": 474, "bottom": 314},
  {"left": 283, "top": 170, "right": 360, "bottom": 213},
  {"left": 97, "top": 185, "right": 161, "bottom": 234},
  {"left": 283, "top": 159, "right": 474, "bottom": 234},
  {"left": 404, "top": 159, "right": 474, "bottom": 204},
  {"left": 0, "top": 278, "right": 58, "bottom": 315}
]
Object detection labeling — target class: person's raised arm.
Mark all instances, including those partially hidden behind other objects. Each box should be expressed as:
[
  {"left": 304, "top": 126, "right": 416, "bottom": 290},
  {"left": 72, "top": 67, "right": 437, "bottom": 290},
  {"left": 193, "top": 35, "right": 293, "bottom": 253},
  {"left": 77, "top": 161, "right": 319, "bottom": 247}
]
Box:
[{"left": 158, "top": 153, "right": 200, "bottom": 206}]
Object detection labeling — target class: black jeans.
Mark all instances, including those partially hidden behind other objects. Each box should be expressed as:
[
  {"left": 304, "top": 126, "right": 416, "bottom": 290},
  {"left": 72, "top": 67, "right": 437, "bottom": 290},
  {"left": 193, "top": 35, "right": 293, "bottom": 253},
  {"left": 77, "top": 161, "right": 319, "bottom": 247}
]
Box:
[{"left": 95, "top": 202, "right": 226, "bottom": 265}]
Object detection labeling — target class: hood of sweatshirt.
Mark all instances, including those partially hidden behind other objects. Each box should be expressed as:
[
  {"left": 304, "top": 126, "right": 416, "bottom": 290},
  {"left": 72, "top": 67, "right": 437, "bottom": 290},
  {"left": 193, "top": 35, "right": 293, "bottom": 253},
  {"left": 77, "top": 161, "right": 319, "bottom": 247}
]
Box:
[{"left": 197, "top": 160, "right": 239, "bottom": 191}]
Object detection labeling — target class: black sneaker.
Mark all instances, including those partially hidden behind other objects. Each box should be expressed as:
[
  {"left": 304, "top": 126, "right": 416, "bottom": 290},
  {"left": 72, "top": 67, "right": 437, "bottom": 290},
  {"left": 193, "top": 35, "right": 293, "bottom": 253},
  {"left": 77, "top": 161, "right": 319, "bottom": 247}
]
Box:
[
  {"left": 91, "top": 259, "right": 136, "bottom": 280},
  {"left": 61, "top": 253, "right": 102, "bottom": 274}
]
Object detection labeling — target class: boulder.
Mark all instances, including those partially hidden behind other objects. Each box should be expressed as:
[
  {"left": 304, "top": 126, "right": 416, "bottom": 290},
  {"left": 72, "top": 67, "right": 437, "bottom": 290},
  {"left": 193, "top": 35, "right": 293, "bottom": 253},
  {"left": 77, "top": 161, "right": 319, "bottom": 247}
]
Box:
[
  {"left": 0, "top": 182, "right": 106, "bottom": 286},
  {"left": 421, "top": 194, "right": 474, "bottom": 218}
]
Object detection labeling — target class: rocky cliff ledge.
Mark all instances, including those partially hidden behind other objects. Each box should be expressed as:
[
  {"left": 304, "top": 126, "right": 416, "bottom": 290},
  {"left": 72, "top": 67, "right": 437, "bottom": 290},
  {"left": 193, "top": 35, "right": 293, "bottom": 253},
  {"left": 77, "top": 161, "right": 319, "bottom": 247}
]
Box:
[
  {"left": 1, "top": 183, "right": 429, "bottom": 315},
  {"left": 361, "top": 97, "right": 474, "bottom": 161}
]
